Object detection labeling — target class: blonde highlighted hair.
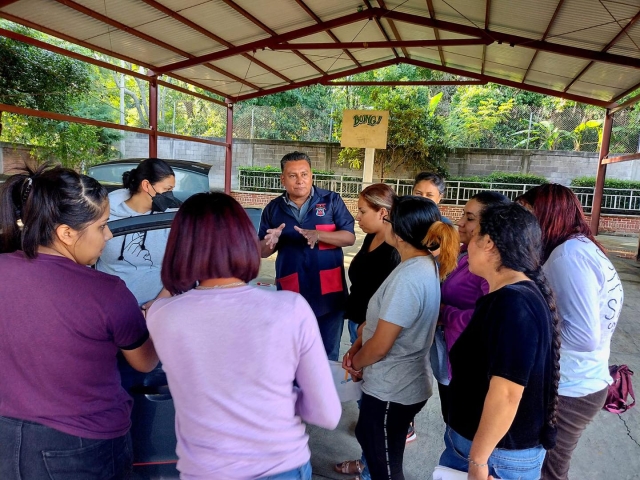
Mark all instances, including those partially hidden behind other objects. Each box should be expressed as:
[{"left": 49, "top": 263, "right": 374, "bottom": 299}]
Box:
[
  {"left": 360, "top": 183, "right": 396, "bottom": 212},
  {"left": 423, "top": 221, "right": 460, "bottom": 280}
]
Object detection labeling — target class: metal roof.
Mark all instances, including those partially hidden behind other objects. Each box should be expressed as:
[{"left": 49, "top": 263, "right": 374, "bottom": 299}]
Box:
[{"left": 2, "top": 0, "right": 640, "bottom": 107}]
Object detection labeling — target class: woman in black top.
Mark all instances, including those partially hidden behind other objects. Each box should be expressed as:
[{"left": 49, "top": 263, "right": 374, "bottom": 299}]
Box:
[
  {"left": 344, "top": 183, "right": 400, "bottom": 344},
  {"left": 439, "top": 203, "right": 561, "bottom": 480},
  {"left": 335, "top": 183, "right": 399, "bottom": 478}
]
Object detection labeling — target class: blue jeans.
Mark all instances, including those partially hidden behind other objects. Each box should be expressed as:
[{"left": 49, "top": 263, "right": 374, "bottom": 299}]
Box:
[
  {"left": 317, "top": 310, "right": 345, "bottom": 361},
  {"left": 259, "top": 460, "right": 311, "bottom": 479},
  {"left": 0, "top": 415, "right": 133, "bottom": 479},
  {"left": 348, "top": 320, "right": 360, "bottom": 345},
  {"left": 439, "top": 426, "right": 546, "bottom": 480}
]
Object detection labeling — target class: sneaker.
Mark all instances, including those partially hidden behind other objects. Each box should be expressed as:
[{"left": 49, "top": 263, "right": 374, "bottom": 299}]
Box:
[{"left": 406, "top": 423, "right": 417, "bottom": 443}]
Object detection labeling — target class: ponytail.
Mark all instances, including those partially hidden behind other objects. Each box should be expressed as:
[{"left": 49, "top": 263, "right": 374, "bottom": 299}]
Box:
[
  {"left": 423, "top": 221, "right": 459, "bottom": 280},
  {"left": 0, "top": 167, "right": 37, "bottom": 254}
]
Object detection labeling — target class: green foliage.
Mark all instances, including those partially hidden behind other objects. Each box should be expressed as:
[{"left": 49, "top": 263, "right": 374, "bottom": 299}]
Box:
[
  {"left": 0, "top": 23, "right": 120, "bottom": 168},
  {"left": 570, "top": 176, "right": 640, "bottom": 190},
  {"left": 447, "top": 85, "right": 515, "bottom": 148},
  {"left": 448, "top": 172, "right": 548, "bottom": 190}
]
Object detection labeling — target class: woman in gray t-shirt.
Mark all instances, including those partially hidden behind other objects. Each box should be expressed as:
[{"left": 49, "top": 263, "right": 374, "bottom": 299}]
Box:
[{"left": 336, "top": 196, "right": 459, "bottom": 480}]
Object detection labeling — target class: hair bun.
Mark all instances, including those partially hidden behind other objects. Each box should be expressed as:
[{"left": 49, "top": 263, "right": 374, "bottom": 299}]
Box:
[{"left": 122, "top": 170, "right": 134, "bottom": 188}]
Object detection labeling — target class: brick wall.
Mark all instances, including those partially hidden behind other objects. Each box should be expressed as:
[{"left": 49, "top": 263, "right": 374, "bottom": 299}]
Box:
[
  {"left": 0, "top": 142, "right": 38, "bottom": 174},
  {"left": 230, "top": 191, "right": 640, "bottom": 235}
]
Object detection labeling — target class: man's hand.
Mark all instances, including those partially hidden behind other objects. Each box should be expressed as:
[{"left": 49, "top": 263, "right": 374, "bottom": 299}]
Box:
[
  {"left": 265, "top": 223, "right": 285, "bottom": 250},
  {"left": 294, "top": 226, "right": 320, "bottom": 248}
]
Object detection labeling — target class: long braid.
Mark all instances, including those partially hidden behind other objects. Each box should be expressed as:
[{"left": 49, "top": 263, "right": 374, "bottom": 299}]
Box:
[
  {"left": 525, "top": 268, "right": 561, "bottom": 428},
  {"left": 479, "top": 203, "right": 560, "bottom": 447}
]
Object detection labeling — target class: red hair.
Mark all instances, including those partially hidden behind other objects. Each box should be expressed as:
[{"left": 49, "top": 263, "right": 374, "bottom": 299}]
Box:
[
  {"left": 519, "top": 184, "right": 604, "bottom": 261},
  {"left": 162, "top": 192, "right": 260, "bottom": 294}
]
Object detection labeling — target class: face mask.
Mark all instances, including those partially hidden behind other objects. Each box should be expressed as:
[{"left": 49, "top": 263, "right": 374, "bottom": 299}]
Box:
[{"left": 149, "top": 187, "right": 182, "bottom": 212}]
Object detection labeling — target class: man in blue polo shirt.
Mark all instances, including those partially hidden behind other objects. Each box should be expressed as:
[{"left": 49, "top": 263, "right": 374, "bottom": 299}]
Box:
[{"left": 259, "top": 152, "right": 356, "bottom": 360}]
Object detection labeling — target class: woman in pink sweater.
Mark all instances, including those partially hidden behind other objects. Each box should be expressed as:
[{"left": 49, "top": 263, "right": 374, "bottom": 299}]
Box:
[{"left": 147, "top": 192, "right": 341, "bottom": 480}]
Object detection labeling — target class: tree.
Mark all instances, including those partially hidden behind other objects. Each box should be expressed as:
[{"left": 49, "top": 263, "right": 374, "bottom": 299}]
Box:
[{"left": 0, "top": 23, "right": 120, "bottom": 168}]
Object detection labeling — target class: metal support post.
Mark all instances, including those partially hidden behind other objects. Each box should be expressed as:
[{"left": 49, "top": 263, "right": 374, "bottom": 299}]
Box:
[
  {"left": 591, "top": 110, "right": 613, "bottom": 234},
  {"left": 224, "top": 100, "right": 234, "bottom": 194},
  {"left": 148, "top": 73, "right": 158, "bottom": 158}
]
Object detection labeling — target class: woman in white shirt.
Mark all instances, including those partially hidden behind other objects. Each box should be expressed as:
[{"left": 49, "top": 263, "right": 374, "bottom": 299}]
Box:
[{"left": 518, "top": 184, "right": 623, "bottom": 480}]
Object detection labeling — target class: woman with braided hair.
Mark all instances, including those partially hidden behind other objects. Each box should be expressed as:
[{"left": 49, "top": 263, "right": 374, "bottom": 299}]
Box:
[
  {"left": 439, "top": 202, "right": 561, "bottom": 480},
  {"left": 518, "top": 184, "right": 623, "bottom": 480}
]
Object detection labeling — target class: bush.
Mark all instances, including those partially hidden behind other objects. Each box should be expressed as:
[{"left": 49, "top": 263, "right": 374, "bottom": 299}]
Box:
[
  {"left": 447, "top": 172, "right": 548, "bottom": 190},
  {"left": 570, "top": 176, "right": 640, "bottom": 213},
  {"left": 570, "top": 176, "right": 640, "bottom": 190}
]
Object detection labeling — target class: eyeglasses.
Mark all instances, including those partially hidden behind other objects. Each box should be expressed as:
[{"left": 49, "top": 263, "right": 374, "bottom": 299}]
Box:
[{"left": 382, "top": 216, "right": 395, "bottom": 227}]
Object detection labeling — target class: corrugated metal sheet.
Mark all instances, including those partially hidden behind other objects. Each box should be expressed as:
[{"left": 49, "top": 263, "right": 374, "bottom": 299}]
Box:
[{"left": 1, "top": 0, "right": 640, "bottom": 104}]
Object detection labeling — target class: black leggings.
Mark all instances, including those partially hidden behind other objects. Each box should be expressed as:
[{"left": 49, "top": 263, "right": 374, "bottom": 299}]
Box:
[{"left": 355, "top": 393, "right": 427, "bottom": 480}]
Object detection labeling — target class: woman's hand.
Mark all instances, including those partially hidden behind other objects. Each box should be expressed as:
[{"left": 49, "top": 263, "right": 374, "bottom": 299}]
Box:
[
  {"left": 467, "top": 463, "right": 493, "bottom": 480},
  {"left": 343, "top": 343, "right": 363, "bottom": 380}
]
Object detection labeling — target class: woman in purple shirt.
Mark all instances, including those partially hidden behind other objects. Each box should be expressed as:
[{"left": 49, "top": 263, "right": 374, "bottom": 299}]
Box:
[
  {"left": 147, "top": 192, "right": 341, "bottom": 480},
  {"left": 0, "top": 165, "right": 158, "bottom": 479},
  {"left": 432, "top": 191, "right": 510, "bottom": 423}
]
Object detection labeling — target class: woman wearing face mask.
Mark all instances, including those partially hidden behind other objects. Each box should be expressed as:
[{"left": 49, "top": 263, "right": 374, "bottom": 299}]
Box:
[
  {"left": 431, "top": 192, "right": 510, "bottom": 425},
  {"left": 96, "top": 158, "right": 181, "bottom": 308},
  {"left": 0, "top": 165, "right": 158, "bottom": 479}
]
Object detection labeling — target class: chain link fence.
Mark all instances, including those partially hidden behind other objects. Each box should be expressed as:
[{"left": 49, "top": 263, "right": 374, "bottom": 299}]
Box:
[{"left": 231, "top": 104, "right": 640, "bottom": 155}]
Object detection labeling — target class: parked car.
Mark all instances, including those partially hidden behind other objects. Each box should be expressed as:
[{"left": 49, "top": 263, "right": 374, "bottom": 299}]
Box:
[
  {"left": 88, "top": 159, "right": 214, "bottom": 201},
  {"left": 107, "top": 208, "right": 271, "bottom": 479}
]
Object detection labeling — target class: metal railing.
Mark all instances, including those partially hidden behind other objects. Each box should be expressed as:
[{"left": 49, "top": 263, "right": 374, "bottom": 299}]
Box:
[{"left": 237, "top": 171, "right": 640, "bottom": 215}]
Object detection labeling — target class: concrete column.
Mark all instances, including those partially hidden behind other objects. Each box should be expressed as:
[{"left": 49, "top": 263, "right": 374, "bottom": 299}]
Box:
[{"left": 363, "top": 148, "right": 375, "bottom": 186}]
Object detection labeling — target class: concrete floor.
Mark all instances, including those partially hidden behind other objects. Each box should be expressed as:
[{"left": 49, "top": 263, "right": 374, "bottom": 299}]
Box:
[{"left": 259, "top": 231, "right": 640, "bottom": 480}]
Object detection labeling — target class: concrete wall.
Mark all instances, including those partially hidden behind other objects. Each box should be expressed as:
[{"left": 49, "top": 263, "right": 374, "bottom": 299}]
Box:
[{"left": 117, "top": 134, "right": 640, "bottom": 187}]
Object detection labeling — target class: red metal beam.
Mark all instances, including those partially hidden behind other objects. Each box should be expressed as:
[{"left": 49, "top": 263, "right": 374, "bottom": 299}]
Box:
[
  {"left": 376, "top": 0, "right": 408, "bottom": 58},
  {"left": 325, "top": 80, "right": 486, "bottom": 86},
  {"left": 293, "top": 0, "right": 361, "bottom": 67},
  {"left": 363, "top": 0, "right": 400, "bottom": 59},
  {"left": 402, "top": 57, "right": 612, "bottom": 107},
  {"left": 53, "top": 0, "right": 261, "bottom": 91},
  {"left": 218, "top": 0, "right": 324, "bottom": 75},
  {"left": 139, "top": 0, "right": 293, "bottom": 84},
  {"left": 481, "top": 0, "right": 491, "bottom": 74},
  {"left": 521, "top": 0, "right": 565, "bottom": 83},
  {"left": 426, "top": 0, "right": 446, "bottom": 66},
  {"left": 0, "top": 102, "right": 151, "bottom": 134},
  {"left": 591, "top": 111, "right": 613, "bottom": 234},
  {"left": 155, "top": 8, "right": 376, "bottom": 74},
  {"left": 149, "top": 75, "right": 158, "bottom": 157},
  {"left": 610, "top": 91, "right": 640, "bottom": 114},
  {"left": 157, "top": 130, "right": 228, "bottom": 148},
  {"left": 384, "top": 9, "right": 640, "bottom": 69},
  {"left": 156, "top": 80, "right": 226, "bottom": 107},
  {"left": 564, "top": 8, "right": 640, "bottom": 93},
  {"left": 0, "top": 0, "right": 21, "bottom": 7},
  {"left": 0, "top": 27, "right": 148, "bottom": 80},
  {"left": 0, "top": 27, "right": 228, "bottom": 107},
  {"left": 224, "top": 100, "right": 233, "bottom": 194},
  {"left": 272, "top": 39, "right": 489, "bottom": 50},
  {"left": 233, "top": 59, "right": 398, "bottom": 102},
  {"left": 602, "top": 152, "right": 640, "bottom": 164}
]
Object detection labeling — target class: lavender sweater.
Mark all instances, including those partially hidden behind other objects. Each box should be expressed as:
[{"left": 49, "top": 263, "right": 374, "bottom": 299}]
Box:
[{"left": 147, "top": 285, "right": 341, "bottom": 480}]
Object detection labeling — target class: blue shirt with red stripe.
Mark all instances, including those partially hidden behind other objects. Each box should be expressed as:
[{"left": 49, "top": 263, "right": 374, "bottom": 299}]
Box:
[{"left": 259, "top": 187, "right": 355, "bottom": 318}]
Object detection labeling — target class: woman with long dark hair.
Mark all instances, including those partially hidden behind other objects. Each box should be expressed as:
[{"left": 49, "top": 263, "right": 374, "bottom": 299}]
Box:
[
  {"left": 518, "top": 184, "right": 623, "bottom": 480},
  {"left": 96, "top": 158, "right": 181, "bottom": 308},
  {"left": 146, "top": 192, "right": 341, "bottom": 479},
  {"left": 431, "top": 192, "right": 510, "bottom": 424},
  {"left": 337, "top": 196, "right": 460, "bottom": 480},
  {"left": 439, "top": 202, "right": 560, "bottom": 480},
  {"left": 0, "top": 165, "right": 158, "bottom": 479}
]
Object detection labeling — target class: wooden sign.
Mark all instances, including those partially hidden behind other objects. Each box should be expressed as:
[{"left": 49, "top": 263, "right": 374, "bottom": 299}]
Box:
[{"left": 341, "top": 110, "right": 389, "bottom": 149}]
